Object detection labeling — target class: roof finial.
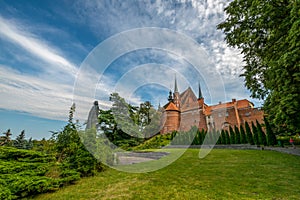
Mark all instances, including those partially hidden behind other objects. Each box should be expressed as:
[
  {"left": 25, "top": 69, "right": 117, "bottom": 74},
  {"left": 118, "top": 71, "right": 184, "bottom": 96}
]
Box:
[
  {"left": 174, "top": 74, "right": 178, "bottom": 93},
  {"left": 198, "top": 81, "right": 203, "bottom": 99}
]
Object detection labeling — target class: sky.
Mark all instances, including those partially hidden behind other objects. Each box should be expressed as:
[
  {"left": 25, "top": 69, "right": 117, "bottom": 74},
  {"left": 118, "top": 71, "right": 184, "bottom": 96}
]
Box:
[{"left": 0, "top": 0, "right": 263, "bottom": 139}]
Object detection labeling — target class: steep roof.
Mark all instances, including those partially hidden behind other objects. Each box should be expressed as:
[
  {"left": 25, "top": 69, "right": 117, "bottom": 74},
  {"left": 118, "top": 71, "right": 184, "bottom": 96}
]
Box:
[
  {"left": 163, "top": 101, "right": 180, "bottom": 111},
  {"left": 180, "top": 87, "right": 197, "bottom": 105}
]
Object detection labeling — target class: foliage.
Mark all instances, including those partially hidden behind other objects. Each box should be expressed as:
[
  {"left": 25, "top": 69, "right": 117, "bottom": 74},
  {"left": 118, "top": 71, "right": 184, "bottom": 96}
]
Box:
[
  {"left": 239, "top": 124, "right": 247, "bottom": 144},
  {"left": 133, "top": 133, "right": 173, "bottom": 150},
  {"left": 13, "top": 130, "right": 33, "bottom": 150},
  {"left": 99, "top": 93, "right": 162, "bottom": 149},
  {"left": 245, "top": 121, "right": 254, "bottom": 145},
  {"left": 218, "top": 0, "right": 300, "bottom": 134},
  {"left": 0, "top": 129, "right": 12, "bottom": 146},
  {"left": 256, "top": 120, "right": 267, "bottom": 146},
  {"left": 225, "top": 130, "right": 230, "bottom": 144},
  {"left": 251, "top": 122, "right": 259, "bottom": 145},
  {"left": 234, "top": 126, "right": 241, "bottom": 144},
  {"left": 264, "top": 117, "right": 277, "bottom": 146},
  {"left": 0, "top": 147, "right": 79, "bottom": 200},
  {"left": 229, "top": 126, "right": 235, "bottom": 144}
]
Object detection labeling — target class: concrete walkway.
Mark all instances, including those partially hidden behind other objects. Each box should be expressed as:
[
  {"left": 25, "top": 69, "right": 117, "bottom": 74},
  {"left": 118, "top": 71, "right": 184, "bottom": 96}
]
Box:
[{"left": 166, "top": 144, "right": 300, "bottom": 156}]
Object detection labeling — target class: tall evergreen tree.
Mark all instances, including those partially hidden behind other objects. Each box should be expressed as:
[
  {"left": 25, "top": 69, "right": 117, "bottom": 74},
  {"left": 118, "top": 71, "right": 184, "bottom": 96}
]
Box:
[
  {"left": 14, "top": 130, "right": 27, "bottom": 149},
  {"left": 229, "top": 126, "right": 235, "bottom": 144},
  {"left": 218, "top": 0, "right": 300, "bottom": 134},
  {"left": 220, "top": 129, "right": 225, "bottom": 145},
  {"left": 256, "top": 120, "right": 267, "bottom": 146},
  {"left": 225, "top": 130, "right": 230, "bottom": 145},
  {"left": 239, "top": 124, "right": 247, "bottom": 144},
  {"left": 252, "top": 122, "right": 259, "bottom": 146},
  {"left": 234, "top": 126, "right": 241, "bottom": 144},
  {"left": 264, "top": 116, "right": 277, "bottom": 146},
  {"left": 245, "top": 121, "right": 254, "bottom": 145}
]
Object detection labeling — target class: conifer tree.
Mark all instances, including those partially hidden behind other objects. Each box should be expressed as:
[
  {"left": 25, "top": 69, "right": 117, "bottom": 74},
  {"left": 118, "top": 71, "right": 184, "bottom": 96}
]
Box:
[
  {"left": 239, "top": 124, "right": 247, "bottom": 144},
  {"left": 225, "top": 130, "right": 230, "bottom": 145},
  {"left": 245, "top": 121, "right": 254, "bottom": 145},
  {"left": 256, "top": 120, "right": 267, "bottom": 146},
  {"left": 229, "top": 126, "right": 235, "bottom": 144},
  {"left": 234, "top": 126, "right": 241, "bottom": 144},
  {"left": 0, "top": 129, "right": 12, "bottom": 146},
  {"left": 252, "top": 122, "right": 259, "bottom": 146},
  {"left": 220, "top": 129, "right": 225, "bottom": 144},
  {"left": 264, "top": 117, "right": 277, "bottom": 146},
  {"left": 14, "top": 130, "right": 27, "bottom": 149}
]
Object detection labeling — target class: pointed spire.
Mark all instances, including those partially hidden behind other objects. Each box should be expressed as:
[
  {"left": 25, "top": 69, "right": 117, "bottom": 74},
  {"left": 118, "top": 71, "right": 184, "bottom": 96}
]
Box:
[
  {"left": 174, "top": 74, "right": 178, "bottom": 93},
  {"left": 198, "top": 82, "right": 203, "bottom": 99}
]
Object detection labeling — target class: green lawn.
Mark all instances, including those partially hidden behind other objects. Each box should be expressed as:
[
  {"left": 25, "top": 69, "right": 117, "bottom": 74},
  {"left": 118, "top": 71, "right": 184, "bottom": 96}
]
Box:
[{"left": 33, "top": 149, "right": 300, "bottom": 200}]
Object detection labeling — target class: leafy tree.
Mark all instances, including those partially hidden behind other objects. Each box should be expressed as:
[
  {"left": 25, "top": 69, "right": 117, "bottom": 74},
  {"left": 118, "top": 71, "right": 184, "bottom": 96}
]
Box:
[
  {"left": 264, "top": 116, "right": 277, "bottom": 146},
  {"left": 234, "top": 126, "right": 241, "bottom": 144},
  {"left": 218, "top": 0, "right": 300, "bottom": 134},
  {"left": 239, "top": 124, "right": 247, "bottom": 144},
  {"left": 245, "top": 121, "right": 254, "bottom": 145}
]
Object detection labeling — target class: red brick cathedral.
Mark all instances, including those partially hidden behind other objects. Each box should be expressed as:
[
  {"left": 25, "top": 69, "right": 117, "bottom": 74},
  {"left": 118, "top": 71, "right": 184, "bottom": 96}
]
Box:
[{"left": 160, "top": 78, "right": 264, "bottom": 134}]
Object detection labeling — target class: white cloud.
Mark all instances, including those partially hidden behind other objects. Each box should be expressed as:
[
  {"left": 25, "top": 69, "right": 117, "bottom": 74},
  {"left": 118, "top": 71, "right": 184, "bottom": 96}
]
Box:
[{"left": 0, "top": 16, "right": 78, "bottom": 76}]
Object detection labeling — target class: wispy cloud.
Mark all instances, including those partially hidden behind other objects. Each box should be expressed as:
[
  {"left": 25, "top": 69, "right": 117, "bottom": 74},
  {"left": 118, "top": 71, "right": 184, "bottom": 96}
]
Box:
[{"left": 0, "top": 15, "right": 78, "bottom": 76}]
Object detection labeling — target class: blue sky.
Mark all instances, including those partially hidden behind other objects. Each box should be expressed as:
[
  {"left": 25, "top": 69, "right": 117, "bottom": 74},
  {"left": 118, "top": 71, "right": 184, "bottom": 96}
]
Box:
[{"left": 0, "top": 0, "right": 263, "bottom": 139}]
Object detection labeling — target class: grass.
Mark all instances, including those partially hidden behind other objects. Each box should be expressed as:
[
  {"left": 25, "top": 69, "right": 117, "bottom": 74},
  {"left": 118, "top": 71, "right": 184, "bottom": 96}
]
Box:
[{"left": 32, "top": 149, "right": 300, "bottom": 200}]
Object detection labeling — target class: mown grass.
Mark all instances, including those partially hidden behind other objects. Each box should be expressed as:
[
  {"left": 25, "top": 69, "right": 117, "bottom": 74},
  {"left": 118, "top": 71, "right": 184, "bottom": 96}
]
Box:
[{"left": 32, "top": 149, "right": 300, "bottom": 200}]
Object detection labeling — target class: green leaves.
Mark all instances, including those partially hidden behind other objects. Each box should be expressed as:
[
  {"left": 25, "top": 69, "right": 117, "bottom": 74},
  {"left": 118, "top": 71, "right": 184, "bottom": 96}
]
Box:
[{"left": 218, "top": 0, "right": 300, "bottom": 133}]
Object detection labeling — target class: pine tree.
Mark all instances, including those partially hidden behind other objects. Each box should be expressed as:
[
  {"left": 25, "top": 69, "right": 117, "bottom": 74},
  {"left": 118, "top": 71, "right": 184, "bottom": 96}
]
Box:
[
  {"left": 240, "top": 124, "right": 247, "bottom": 144},
  {"left": 234, "top": 126, "right": 241, "bottom": 144},
  {"left": 264, "top": 117, "right": 277, "bottom": 146},
  {"left": 14, "top": 130, "right": 27, "bottom": 149},
  {"left": 229, "top": 126, "right": 235, "bottom": 144},
  {"left": 245, "top": 121, "right": 254, "bottom": 145}
]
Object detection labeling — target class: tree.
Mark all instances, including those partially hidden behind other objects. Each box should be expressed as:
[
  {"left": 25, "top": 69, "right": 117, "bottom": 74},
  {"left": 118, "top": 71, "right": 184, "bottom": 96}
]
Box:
[
  {"left": 229, "top": 126, "right": 235, "bottom": 144},
  {"left": 256, "top": 120, "right": 267, "bottom": 146},
  {"left": 52, "top": 104, "right": 105, "bottom": 176},
  {"left": 14, "top": 130, "right": 27, "bottom": 149},
  {"left": 225, "top": 130, "right": 230, "bottom": 145},
  {"left": 245, "top": 121, "right": 254, "bottom": 145},
  {"left": 234, "top": 126, "right": 241, "bottom": 144},
  {"left": 0, "top": 129, "right": 12, "bottom": 146},
  {"left": 239, "top": 124, "right": 247, "bottom": 144},
  {"left": 264, "top": 116, "right": 277, "bottom": 146},
  {"left": 251, "top": 122, "right": 259, "bottom": 146},
  {"left": 218, "top": 0, "right": 300, "bottom": 134}
]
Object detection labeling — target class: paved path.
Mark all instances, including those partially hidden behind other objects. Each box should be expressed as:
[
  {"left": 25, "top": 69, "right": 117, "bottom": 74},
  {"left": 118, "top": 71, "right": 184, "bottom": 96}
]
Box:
[
  {"left": 166, "top": 144, "right": 300, "bottom": 156},
  {"left": 264, "top": 146, "right": 300, "bottom": 156}
]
